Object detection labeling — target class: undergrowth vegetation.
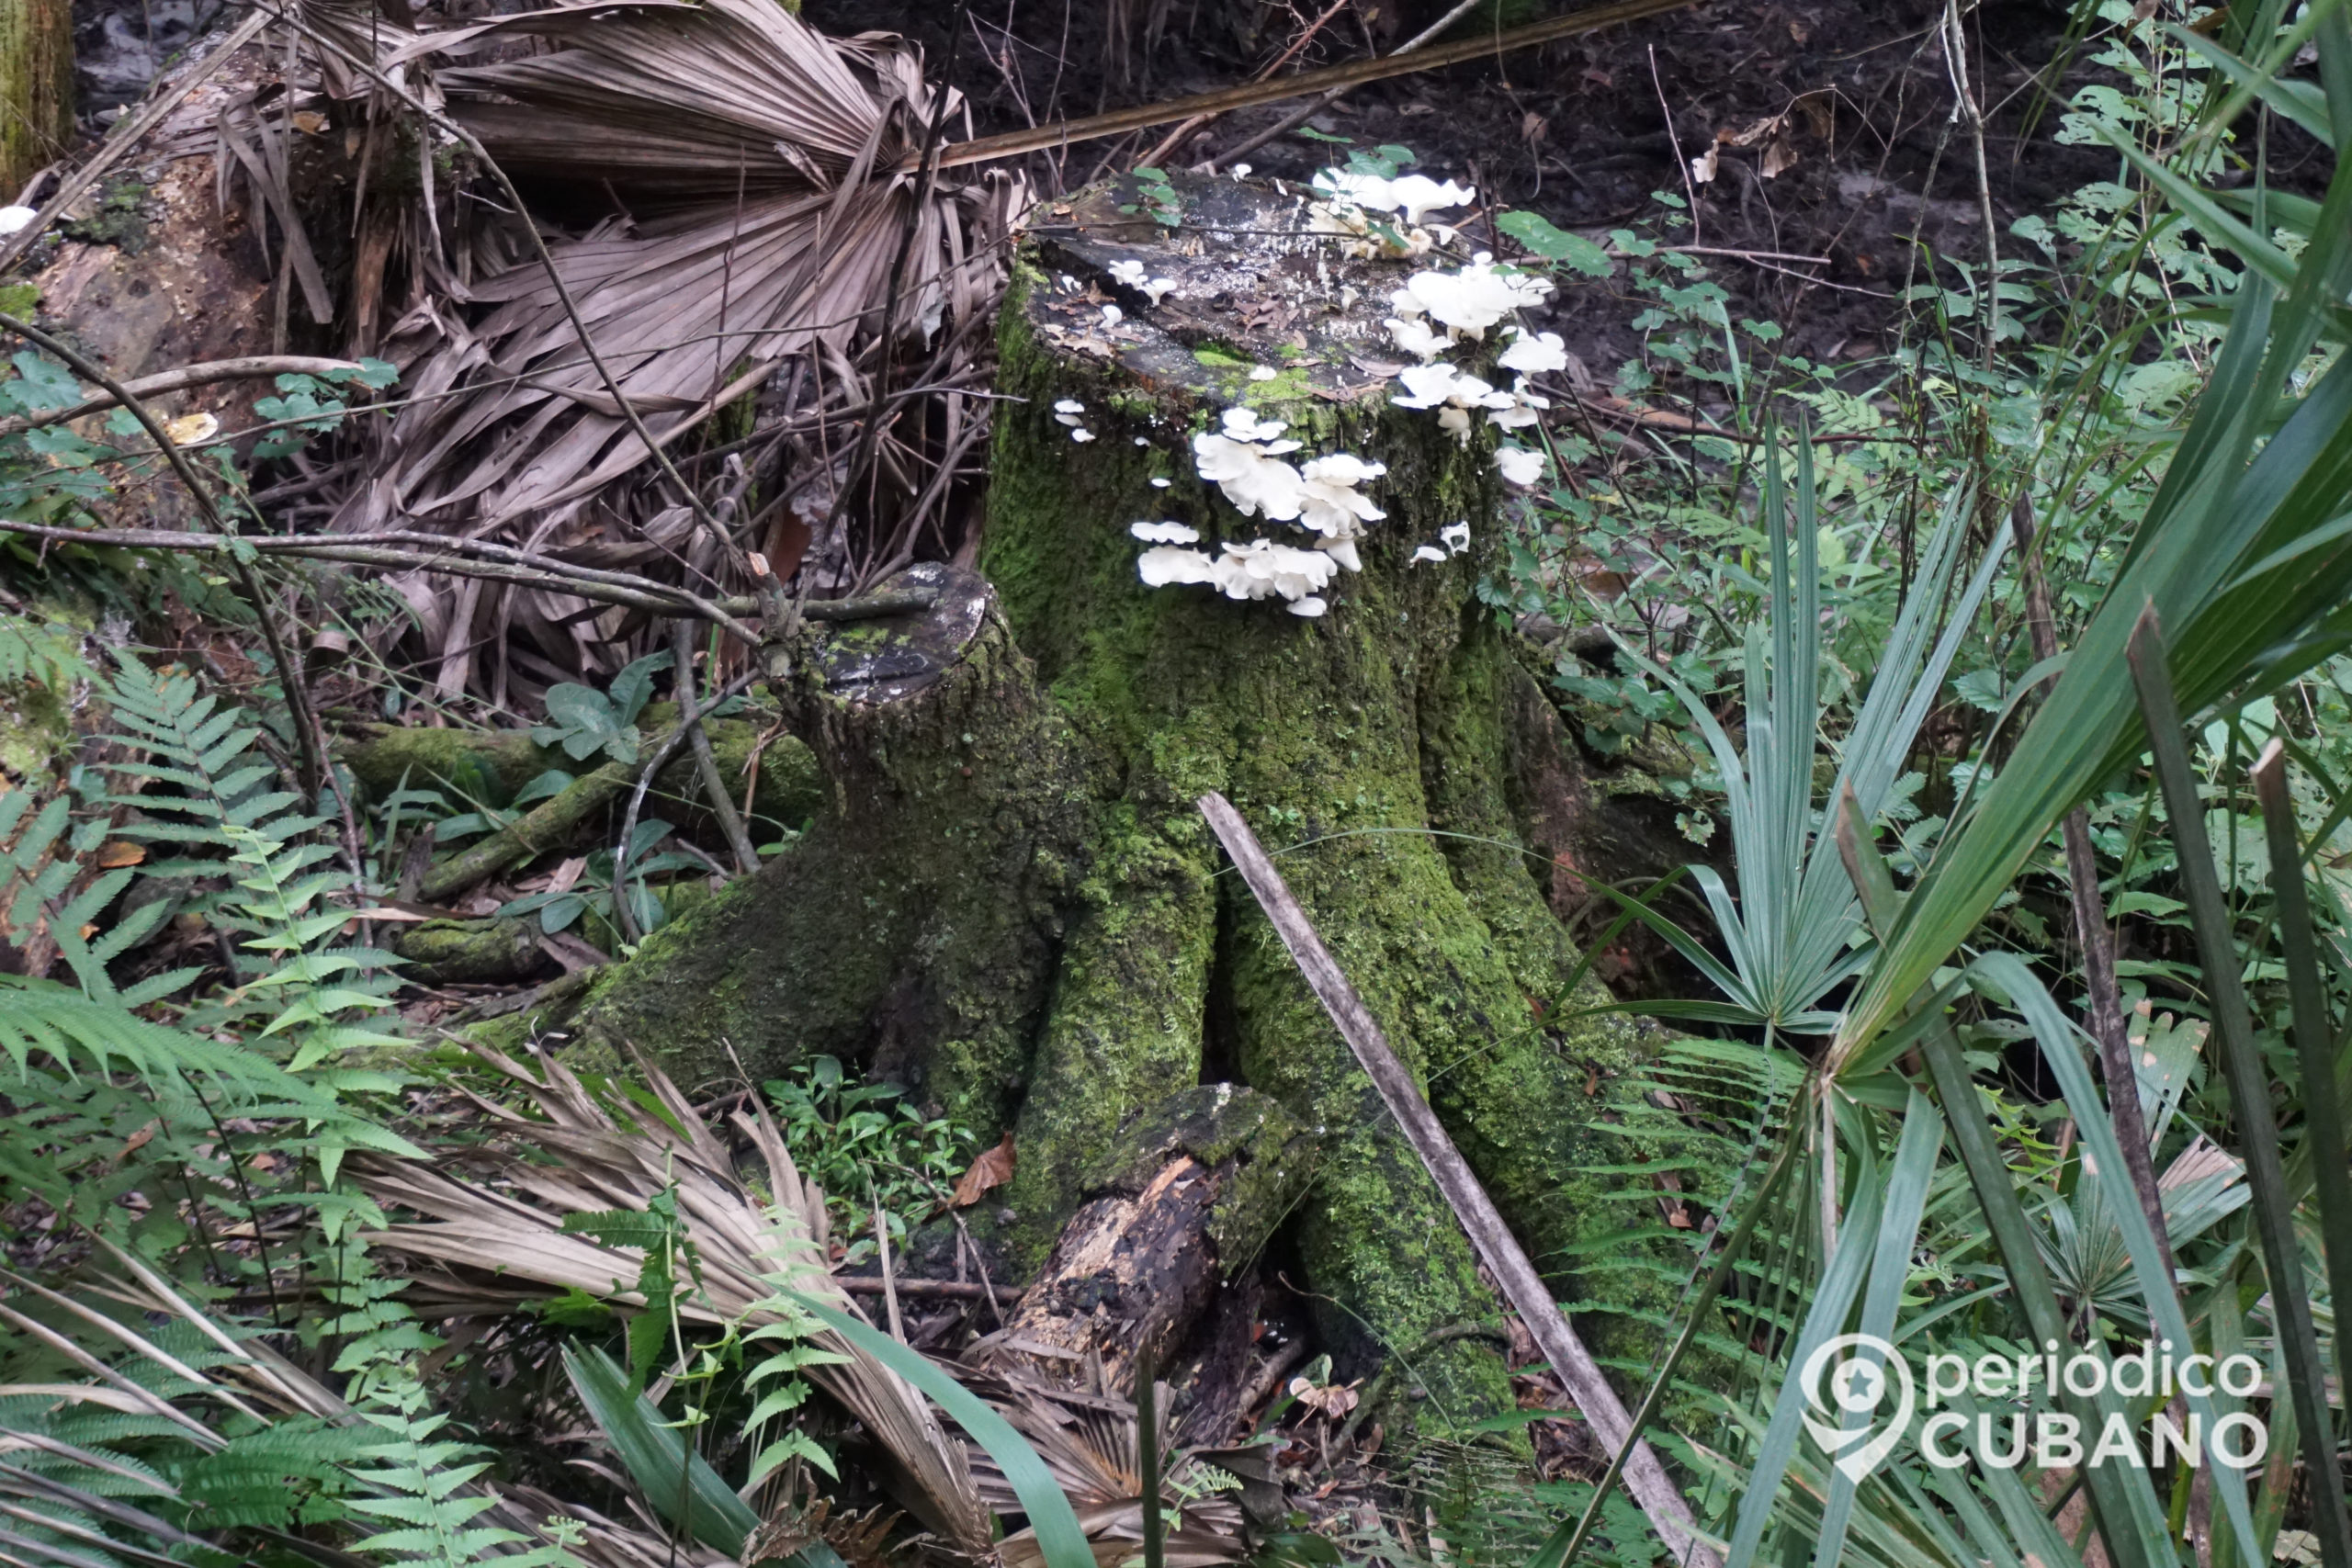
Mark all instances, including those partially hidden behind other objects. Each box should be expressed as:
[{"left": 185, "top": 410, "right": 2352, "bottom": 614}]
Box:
[{"left": 5, "top": 4, "right": 2352, "bottom": 1568}]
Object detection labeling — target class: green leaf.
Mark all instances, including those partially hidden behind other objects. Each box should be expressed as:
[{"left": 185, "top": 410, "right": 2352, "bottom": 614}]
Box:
[
  {"left": 787, "top": 1294, "right": 1096, "bottom": 1568},
  {"left": 1496, "top": 210, "right": 1612, "bottom": 276}
]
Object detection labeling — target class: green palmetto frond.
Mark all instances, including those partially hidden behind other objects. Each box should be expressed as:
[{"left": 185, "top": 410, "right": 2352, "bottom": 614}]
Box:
[{"left": 1610, "top": 442, "right": 2006, "bottom": 1035}]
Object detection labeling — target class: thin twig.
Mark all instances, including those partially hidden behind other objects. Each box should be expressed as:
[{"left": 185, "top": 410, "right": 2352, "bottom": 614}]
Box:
[
  {"left": 1197, "top": 792, "right": 1718, "bottom": 1568},
  {"left": 0, "top": 355, "right": 370, "bottom": 440},
  {"left": 1943, "top": 0, "right": 2002, "bottom": 369},
  {"left": 0, "top": 519, "right": 935, "bottom": 637},
  {"left": 1136, "top": 0, "right": 1351, "bottom": 170},
  {"left": 673, "top": 621, "right": 761, "bottom": 875},
  {"left": 1199, "top": 0, "right": 1495, "bottom": 175},
  {"left": 612, "top": 668, "right": 763, "bottom": 942}
]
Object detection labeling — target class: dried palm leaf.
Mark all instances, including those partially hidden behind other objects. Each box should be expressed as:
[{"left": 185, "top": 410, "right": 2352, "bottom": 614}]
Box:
[
  {"left": 340, "top": 0, "right": 1020, "bottom": 543},
  {"left": 0, "top": 1242, "right": 634, "bottom": 1568},
  {"left": 347, "top": 1040, "right": 997, "bottom": 1558},
  {"left": 955, "top": 1366, "right": 1246, "bottom": 1568}
]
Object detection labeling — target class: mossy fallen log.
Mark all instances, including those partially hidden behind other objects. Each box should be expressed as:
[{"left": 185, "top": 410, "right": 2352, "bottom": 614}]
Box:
[
  {"left": 566, "top": 172, "right": 1694, "bottom": 1441},
  {"left": 390, "top": 917, "right": 550, "bottom": 987},
  {"left": 341, "top": 710, "right": 823, "bottom": 843}
]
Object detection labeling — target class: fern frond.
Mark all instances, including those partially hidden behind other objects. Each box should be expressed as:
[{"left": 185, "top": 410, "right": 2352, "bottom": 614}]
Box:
[{"left": 0, "top": 615, "right": 97, "bottom": 694}]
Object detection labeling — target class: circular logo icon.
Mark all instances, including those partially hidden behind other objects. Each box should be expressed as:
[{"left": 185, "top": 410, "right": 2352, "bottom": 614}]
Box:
[{"left": 1799, "top": 1333, "right": 1914, "bottom": 1483}]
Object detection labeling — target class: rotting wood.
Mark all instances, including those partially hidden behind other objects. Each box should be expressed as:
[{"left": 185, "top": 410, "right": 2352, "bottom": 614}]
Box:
[{"left": 1197, "top": 790, "right": 1719, "bottom": 1568}]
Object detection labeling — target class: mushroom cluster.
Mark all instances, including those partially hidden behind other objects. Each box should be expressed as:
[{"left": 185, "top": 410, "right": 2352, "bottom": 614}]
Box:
[{"left": 1086, "top": 164, "right": 1567, "bottom": 619}]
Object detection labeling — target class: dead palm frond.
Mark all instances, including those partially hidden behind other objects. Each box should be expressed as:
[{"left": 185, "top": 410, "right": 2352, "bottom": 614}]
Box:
[
  {"left": 953, "top": 1362, "right": 1247, "bottom": 1568},
  {"left": 336, "top": 0, "right": 1021, "bottom": 552},
  {"left": 0, "top": 1240, "right": 665, "bottom": 1568},
  {"left": 346, "top": 1039, "right": 997, "bottom": 1558}
]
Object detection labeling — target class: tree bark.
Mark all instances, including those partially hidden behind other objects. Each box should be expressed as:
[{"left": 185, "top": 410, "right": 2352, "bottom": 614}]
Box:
[
  {"left": 565, "top": 174, "right": 1690, "bottom": 1439},
  {"left": 0, "top": 0, "right": 71, "bottom": 199}
]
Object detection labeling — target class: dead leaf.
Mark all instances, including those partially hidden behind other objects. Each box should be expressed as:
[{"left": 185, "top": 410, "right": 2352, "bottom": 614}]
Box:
[
  {"left": 1761, "top": 135, "right": 1799, "bottom": 179},
  {"left": 1689, "top": 146, "right": 1718, "bottom": 185},
  {"left": 291, "top": 109, "right": 329, "bottom": 134},
  {"left": 119, "top": 1120, "right": 158, "bottom": 1158},
  {"left": 1287, "top": 1376, "right": 1362, "bottom": 1419},
  {"left": 164, "top": 412, "right": 219, "bottom": 446},
  {"left": 1581, "top": 67, "right": 1613, "bottom": 88},
  {"left": 951, "top": 1134, "right": 1016, "bottom": 1207},
  {"left": 96, "top": 841, "right": 145, "bottom": 869},
  {"left": 546, "top": 855, "right": 588, "bottom": 896},
  {"left": 1521, "top": 111, "right": 1548, "bottom": 146}
]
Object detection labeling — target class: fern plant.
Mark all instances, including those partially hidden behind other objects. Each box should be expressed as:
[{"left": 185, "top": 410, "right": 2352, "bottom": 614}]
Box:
[{"left": 0, "top": 657, "right": 416, "bottom": 1274}]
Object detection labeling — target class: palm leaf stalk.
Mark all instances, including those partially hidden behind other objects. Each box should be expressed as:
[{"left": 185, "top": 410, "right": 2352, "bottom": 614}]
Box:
[
  {"left": 2127, "top": 610, "right": 2352, "bottom": 1568},
  {"left": 2249, "top": 740, "right": 2352, "bottom": 1407}
]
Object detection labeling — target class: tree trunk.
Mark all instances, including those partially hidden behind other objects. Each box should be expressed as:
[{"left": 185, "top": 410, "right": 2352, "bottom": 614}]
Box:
[
  {"left": 0, "top": 0, "right": 71, "bottom": 200},
  {"left": 566, "top": 174, "right": 1688, "bottom": 1437}
]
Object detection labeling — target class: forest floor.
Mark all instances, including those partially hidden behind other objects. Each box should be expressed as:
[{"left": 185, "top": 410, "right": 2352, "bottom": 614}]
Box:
[
  {"left": 10, "top": 1, "right": 2327, "bottom": 1560},
  {"left": 802, "top": 0, "right": 2212, "bottom": 401}
]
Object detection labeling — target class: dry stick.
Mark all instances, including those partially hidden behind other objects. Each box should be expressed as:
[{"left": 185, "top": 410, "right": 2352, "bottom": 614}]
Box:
[
  {"left": 0, "top": 355, "right": 370, "bottom": 440},
  {"left": 0, "top": 310, "right": 327, "bottom": 797},
  {"left": 917, "top": 0, "right": 1705, "bottom": 174},
  {"left": 833, "top": 1276, "right": 1014, "bottom": 1304},
  {"left": 0, "top": 520, "right": 933, "bottom": 637},
  {"left": 0, "top": 9, "right": 274, "bottom": 273},
  {"left": 672, "top": 620, "right": 761, "bottom": 875},
  {"left": 1943, "top": 0, "right": 2002, "bottom": 369},
  {"left": 2008, "top": 499, "right": 2176, "bottom": 1285},
  {"left": 1198, "top": 0, "right": 1498, "bottom": 175},
  {"left": 1196, "top": 792, "right": 1717, "bottom": 1568},
  {"left": 1135, "top": 0, "right": 1351, "bottom": 171},
  {"left": 243, "top": 0, "right": 753, "bottom": 588}
]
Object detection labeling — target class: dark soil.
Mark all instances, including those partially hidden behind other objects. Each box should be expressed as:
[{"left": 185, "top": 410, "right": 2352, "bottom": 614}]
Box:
[{"left": 802, "top": 0, "right": 2327, "bottom": 389}]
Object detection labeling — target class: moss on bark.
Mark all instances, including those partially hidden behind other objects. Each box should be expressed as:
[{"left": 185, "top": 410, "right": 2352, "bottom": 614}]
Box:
[
  {"left": 0, "top": 0, "right": 71, "bottom": 197},
  {"left": 571, "top": 567, "right": 1092, "bottom": 1126},
  {"left": 342, "top": 712, "right": 823, "bottom": 840}
]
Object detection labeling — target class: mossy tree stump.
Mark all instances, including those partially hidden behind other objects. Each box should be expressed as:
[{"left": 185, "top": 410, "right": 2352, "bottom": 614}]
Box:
[{"left": 576, "top": 175, "right": 1682, "bottom": 1433}]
